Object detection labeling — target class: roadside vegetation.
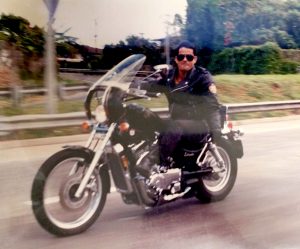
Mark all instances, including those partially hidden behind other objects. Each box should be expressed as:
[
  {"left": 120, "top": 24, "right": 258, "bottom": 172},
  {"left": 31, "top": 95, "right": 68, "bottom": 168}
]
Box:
[
  {"left": 1, "top": 74, "right": 300, "bottom": 116},
  {"left": 216, "top": 74, "right": 300, "bottom": 103}
]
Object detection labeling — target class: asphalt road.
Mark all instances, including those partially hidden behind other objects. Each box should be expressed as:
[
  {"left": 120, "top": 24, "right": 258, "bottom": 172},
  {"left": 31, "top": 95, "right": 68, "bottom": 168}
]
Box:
[{"left": 1, "top": 116, "right": 300, "bottom": 249}]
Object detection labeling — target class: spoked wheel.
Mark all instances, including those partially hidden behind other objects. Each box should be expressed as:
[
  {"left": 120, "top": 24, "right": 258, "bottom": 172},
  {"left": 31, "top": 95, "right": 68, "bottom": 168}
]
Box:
[
  {"left": 194, "top": 144, "right": 237, "bottom": 203},
  {"left": 31, "top": 148, "right": 108, "bottom": 236}
]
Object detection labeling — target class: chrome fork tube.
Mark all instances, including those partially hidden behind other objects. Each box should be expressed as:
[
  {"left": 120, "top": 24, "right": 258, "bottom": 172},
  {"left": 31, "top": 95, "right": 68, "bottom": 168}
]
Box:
[
  {"left": 75, "top": 123, "right": 116, "bottom": 198},
  {"left": 68, "top": 128, "right": 98, "bottom": 176},
  {"left": 85, "top": 128, "right": 97, "bottom": 148}
]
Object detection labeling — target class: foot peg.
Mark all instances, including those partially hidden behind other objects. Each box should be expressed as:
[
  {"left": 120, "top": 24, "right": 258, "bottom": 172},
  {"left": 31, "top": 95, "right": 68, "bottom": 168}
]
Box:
[{"left": 163, "top": 187, "right": 191, "bottom": 201}]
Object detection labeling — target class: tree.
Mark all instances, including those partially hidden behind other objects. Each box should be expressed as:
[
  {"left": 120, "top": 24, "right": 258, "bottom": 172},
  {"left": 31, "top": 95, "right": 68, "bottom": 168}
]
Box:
[
  {"left": 286, "top": 10, "right": 300, "bottom": 47},
  {"left": 0, "top": 14, "right": 45, "bottom": 80},
  {"left": 0, "top": 14, "right": 29, "bottom": 37},
  {"left": 185, "top": 0, "right": 225, "bottom": 50},
  {"left": 56, "top": 42, "right": 79, "bottom": 58},
  {"left": 101, "top": 35, "right": 164, "bottom": 68},
  {"left": 183, "top": 0, "right": 299, "bottom": 51},
  {"left": 0, "top": 14, "right": 45, "bottom": 56},
  {"left": 274, "top": 29, "right": 297, "bottom": 49}
]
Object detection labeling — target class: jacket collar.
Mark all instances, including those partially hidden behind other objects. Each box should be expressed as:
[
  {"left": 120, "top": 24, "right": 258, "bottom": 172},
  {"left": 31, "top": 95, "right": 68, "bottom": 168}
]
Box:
[{"left": 167, "top": 67, "right": 196, "bottom": 89}]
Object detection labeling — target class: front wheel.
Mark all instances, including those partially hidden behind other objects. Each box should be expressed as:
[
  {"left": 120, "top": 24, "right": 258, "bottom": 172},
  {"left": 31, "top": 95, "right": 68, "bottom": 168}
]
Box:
[
  {"left": 31, "top": 148, "right": 108, "bottom": 236},
  {"left": 194, "top": 143, "right": 237, "bottom": 203}
]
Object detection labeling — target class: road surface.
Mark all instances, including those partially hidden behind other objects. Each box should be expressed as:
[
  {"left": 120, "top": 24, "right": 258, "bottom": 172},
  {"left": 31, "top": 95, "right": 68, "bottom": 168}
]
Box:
[{"left": 1, "top": 116, "right": 300, "bottom": 249}]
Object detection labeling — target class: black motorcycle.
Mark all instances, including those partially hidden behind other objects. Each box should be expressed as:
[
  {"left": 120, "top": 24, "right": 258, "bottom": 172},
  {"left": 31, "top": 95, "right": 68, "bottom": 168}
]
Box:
[{"left": 31, "top": 54, "right": 243, "bottom": 236}]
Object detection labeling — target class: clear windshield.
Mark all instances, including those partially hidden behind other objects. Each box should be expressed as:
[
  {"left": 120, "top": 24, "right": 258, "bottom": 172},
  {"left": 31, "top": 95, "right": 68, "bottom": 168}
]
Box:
[
  {"left": 90, "top": 54, "right": 146, "bottom": 91},
  {"left": 84, "top": 54, "right": 146, "bottom": 120}
]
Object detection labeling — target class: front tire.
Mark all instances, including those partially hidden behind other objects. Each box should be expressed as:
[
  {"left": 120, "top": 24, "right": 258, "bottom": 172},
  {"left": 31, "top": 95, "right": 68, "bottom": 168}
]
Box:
[
  {"left": 31, "top": 148, "right": 108, "bottom": 236},
  {"left": 194, "top": 142, "right": 237, "bottom": 203}
]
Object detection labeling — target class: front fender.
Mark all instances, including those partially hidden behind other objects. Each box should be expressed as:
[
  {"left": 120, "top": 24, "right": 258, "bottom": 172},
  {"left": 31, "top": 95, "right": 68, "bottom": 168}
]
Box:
[
  {"left": 62, "top": 145, "right": 111, "bottom": 193},
  {"left": 62, "top": 145, "right": 94, "bottom": 157}
]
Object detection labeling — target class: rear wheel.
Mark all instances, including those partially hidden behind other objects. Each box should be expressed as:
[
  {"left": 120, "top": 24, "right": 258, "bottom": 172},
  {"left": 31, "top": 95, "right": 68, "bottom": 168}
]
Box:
[
  {"left": 31, "top": 148, "right": 108, "bottom": 236},
  {"left": 194, "top": 144, "right": 237, "bottom": 203}
]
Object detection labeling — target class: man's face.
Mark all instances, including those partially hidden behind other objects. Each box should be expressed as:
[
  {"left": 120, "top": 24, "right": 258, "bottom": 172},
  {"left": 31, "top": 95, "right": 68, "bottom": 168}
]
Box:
[{"left": 175, "top": 47, "right": 197, "bottom": 72}]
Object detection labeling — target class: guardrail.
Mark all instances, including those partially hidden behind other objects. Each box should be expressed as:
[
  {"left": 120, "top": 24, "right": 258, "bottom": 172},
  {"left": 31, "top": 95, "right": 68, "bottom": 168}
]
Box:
[
  {"left": 0, "top": 100, "right": 300, "bottom": 133},
  {"left": 59, "top": 68, "right": 152, "bottom": 77},
  {"left": 0, "top": 84, "right": 91, "bottom": 97},
  {"left": 0, "top": 70, "right": 153, "bottom": 98}
]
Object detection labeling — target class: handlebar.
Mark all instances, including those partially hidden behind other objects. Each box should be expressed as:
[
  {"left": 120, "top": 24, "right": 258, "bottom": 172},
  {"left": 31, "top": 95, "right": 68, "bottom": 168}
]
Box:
[
  {"left": 84, "top": 86, "right": 161, "bottom": 120},
  {"left": 126, "top": 88, "right": 161, "bottom": 99}
]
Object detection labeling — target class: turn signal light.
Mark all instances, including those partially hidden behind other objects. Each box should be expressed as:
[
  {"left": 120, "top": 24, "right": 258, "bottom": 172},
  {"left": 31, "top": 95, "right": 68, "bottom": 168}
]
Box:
[
  {"left": 226, "top": 114, "right": 233, "bottom": 130},
  {"left": 227, "top": 121, "right": 233, "bottom": 130},
  {"left": 81, "top": 121, "right": 92, "bottom": 132},
  {"left": 121, "top": 155, "right": 129, "bottom": 170},
  {"left": 119, "top": 122, "right": 130, "bottom": 132}
]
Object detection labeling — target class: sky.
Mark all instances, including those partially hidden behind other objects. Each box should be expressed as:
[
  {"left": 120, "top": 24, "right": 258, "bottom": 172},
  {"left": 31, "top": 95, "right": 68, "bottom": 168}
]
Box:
[{"left": 1, "top": 0, "right": 187, "bottom": 48}]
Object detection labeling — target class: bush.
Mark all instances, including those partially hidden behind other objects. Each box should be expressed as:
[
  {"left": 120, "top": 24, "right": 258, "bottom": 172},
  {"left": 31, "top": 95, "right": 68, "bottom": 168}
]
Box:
[
  {"left": 208, "top": 48, "right": 235, "bottom": 74},
  {"left": 279, "top": 60, "right": 300, "bottom": 74},
  {"left": 208, "top": 42, "right": 290, "bottom": 74}
]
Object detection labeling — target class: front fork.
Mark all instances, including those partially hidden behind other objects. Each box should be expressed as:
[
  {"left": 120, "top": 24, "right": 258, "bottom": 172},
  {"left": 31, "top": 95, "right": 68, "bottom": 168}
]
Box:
[{"left": 74, "top": 123, "right": 116, "bottom": 198}]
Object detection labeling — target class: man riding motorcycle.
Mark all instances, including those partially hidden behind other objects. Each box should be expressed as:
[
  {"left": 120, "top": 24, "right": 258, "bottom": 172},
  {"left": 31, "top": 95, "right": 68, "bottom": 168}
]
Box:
[
  {"left": 142, "top": 40, "right": 222, "bottom": 169},
  {"left": 31, "top": 51, "right": 243, "bottom": 236}
]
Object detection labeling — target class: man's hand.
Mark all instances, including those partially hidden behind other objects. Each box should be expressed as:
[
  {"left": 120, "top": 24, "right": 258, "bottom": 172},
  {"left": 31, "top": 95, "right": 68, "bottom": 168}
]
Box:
[{"left": 209, "top": 84, "right": 217, "bottom": 94}]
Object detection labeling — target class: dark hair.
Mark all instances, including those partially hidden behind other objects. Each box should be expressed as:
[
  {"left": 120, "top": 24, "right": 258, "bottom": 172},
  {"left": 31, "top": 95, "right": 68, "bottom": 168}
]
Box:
[{"left": 175, "top": 40, "right": 196, "bottom": 55}]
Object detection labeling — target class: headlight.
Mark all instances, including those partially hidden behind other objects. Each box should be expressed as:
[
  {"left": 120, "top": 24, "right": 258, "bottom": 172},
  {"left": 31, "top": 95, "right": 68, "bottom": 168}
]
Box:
[{"left": 95, "top": 105, "right": 106, "bottom": 123}]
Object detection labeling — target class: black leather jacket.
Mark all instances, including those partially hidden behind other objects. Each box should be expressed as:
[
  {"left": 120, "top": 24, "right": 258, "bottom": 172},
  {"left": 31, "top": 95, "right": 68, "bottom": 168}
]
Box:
[{"left": 149, "top": 66, "right": 221, "bottom": 121}]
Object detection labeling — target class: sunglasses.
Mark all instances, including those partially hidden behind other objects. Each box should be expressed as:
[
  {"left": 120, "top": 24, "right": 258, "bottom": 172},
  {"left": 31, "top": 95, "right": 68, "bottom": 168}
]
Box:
[{"left": 176, "top": 54, "right": 195, "bottom": 62}]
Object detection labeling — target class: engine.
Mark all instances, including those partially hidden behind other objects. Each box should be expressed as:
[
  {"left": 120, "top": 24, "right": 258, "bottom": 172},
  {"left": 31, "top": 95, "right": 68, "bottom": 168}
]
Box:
[{"left": 148, "top": 168, "right": 182, "bottom": 193}]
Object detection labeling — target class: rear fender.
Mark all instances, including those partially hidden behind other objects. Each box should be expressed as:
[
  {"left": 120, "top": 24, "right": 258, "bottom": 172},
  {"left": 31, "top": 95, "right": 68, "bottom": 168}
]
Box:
[{"left": 218, "top": 137, "right": 244, "bottom": 159}]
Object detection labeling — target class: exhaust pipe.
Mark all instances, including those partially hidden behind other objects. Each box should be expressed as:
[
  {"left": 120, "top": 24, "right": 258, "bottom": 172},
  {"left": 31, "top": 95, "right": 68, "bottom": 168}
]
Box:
[
  {"left": 182, "top": 168, "right": 212, "bottom": 180},
  {"left": 134, "top": 177, "right": 157, "bottom": 207}
]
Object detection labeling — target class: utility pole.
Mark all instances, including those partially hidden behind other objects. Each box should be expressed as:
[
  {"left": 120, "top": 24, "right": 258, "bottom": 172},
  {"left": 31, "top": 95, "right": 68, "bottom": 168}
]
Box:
[
  {"left": 43, "top": 0, "right": 59, "bottom": 114},
  {"left": 164, "top": 16, "right": 171, "bottom": 65},
  {"left": 165, "top": 26, "right": 170, "bottom": 65},
  {"left": 94, "top": 19, "right": 98, "bottom": 52}
]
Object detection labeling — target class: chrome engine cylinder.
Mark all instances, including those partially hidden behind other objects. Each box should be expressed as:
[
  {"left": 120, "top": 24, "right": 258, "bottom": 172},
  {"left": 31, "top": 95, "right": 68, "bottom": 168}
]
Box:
[{"left": 148, "top": 168, "right": 181, "bottom": 191}]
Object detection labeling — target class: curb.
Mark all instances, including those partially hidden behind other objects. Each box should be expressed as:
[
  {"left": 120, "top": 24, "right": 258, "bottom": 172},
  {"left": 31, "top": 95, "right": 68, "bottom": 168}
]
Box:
[{"left": 0, "top": 134, "right": 89, "bottom": 149}]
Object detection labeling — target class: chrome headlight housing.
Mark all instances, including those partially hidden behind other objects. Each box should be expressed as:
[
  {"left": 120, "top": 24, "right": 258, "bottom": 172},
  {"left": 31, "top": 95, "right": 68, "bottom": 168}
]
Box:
[{"left": 94, "top": 105, "right": 106, "bottom": 123}]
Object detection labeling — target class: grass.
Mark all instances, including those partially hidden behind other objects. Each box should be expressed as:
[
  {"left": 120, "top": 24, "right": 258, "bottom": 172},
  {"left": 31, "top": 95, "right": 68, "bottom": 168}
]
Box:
[
  {"left": 215, "top": 74, "right": 300, "bottom": 103},
  {"left": 1, "top": 127, "right": 86, "bottom": 141},
  {"left": 1, "top": 74, "right": 300, "bottom": 140},
  {"left": 0, "top": 97, "right": 84, "bottom": 116}
]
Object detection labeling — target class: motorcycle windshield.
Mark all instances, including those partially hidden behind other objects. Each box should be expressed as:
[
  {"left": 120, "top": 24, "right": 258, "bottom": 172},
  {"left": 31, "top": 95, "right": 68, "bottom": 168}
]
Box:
[{"left": 90, "top": 54, "right": 146, "bottom": 91}]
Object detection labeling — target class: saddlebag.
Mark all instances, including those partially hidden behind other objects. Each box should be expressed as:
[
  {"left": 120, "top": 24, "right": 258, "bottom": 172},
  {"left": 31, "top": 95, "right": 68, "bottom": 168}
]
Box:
[{"left": 229, "top": 138, "right": 244, "bottom": 158}]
